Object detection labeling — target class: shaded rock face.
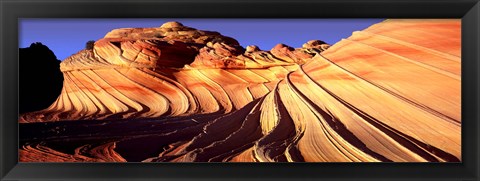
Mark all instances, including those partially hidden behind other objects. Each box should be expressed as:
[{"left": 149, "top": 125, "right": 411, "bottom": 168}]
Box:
[
  {"left": 19, "top": 20, "right": 460, "bottom": 163},
  {"left": 190, "top": 42, "right": 246, "bottom": 68},
  {"left": 19, "top": 43, "right": 63, "bottom": 114},
  {"left": 302, "top": 40, "right": 330, "bottom": 51}
]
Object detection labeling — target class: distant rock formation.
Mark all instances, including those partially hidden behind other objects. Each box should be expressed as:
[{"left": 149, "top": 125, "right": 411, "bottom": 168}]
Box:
[
  {"left": 19, "top": 20, "right": 460, "bottom": 163},
  {"left": 19, "top": 42, "right": 63, "bottom": 114}
]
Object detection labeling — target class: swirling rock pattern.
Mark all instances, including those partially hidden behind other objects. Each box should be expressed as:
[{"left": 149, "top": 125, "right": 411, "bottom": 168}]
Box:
[{"left": 19, "top": 19, "right": 460, "bottom": 162}]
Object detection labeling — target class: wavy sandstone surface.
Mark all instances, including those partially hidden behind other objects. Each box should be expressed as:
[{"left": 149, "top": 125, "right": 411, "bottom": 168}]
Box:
[{"left": 19, "top": 20, "right": 461, "bottom": 162}]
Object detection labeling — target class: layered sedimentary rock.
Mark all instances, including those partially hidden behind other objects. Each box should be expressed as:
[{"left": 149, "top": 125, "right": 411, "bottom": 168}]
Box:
[
  {"left": 20, "top": 19, "right": 460, "bottom": 162},
  {"left": 20, "top": 22, "right": 326, "bottom": 123}
]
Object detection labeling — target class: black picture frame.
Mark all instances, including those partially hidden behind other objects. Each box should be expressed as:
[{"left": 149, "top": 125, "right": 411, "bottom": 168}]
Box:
[{"left": 1, "top": 0, "right": 479, "bottom": 180}]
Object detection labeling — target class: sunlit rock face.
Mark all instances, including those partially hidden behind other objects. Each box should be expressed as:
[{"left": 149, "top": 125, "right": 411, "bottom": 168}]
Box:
[{"left": 19, "top": 20, "right": 460, "bottom": 162}]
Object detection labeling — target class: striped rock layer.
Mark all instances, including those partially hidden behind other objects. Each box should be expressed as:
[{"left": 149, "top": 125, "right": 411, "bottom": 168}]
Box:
[{"left": 19, "top": 20, "right": 460, "bottom": 162}]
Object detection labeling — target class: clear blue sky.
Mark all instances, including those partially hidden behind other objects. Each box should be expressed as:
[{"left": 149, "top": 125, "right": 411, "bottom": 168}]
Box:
[{"left": 19, "top": 19, "right": 384, "bottom": 61}]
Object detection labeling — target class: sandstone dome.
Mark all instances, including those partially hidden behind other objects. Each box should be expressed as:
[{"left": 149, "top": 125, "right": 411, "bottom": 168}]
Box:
[{"left": 160, "top": 21, "right": 184, "bottom": 28}]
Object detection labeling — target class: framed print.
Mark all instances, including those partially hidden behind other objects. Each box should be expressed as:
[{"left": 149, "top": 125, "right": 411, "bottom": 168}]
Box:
[{"left": 1, "top": 0, "right": 479, "bottom": 180}]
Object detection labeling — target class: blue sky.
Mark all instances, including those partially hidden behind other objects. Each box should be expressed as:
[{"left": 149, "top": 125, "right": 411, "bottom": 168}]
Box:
[{"left": 19, "top": 19, "right": 384, "bottom": 61}]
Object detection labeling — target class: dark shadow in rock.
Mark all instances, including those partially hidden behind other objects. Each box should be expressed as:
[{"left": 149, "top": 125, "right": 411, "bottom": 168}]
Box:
[{"left": 19, "top": 42, "right": 64, "bottom": 114}]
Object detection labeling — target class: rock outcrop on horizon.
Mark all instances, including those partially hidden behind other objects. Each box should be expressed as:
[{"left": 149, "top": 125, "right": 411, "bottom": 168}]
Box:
[{"left": 19, "top": 19, "right": 460, "bottom": 162}]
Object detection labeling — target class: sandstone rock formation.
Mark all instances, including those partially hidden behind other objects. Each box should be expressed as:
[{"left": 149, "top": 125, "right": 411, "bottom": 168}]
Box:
[
  {"left": 20, "top": 22, "right": 328, "bottom": 123},
  {"left": 20, "top": 20, "right": 460, "bottom": 162}
]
